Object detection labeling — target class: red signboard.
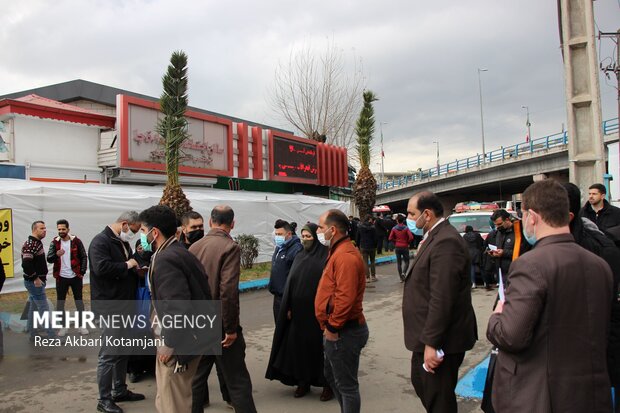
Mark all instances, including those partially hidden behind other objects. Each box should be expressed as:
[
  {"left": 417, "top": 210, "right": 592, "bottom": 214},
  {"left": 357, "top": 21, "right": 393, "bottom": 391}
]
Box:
[
  {"left": 117, "top": 95, "right": 234, "bottom": 177},
  {"left": 268, "top": 131, "right": 319, "bottom": 184}
]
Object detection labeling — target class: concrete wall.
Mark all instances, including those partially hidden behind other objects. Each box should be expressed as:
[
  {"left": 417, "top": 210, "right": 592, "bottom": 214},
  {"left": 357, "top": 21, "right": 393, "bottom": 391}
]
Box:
[{"left": 14, "top": 116, "right": 101, "bottom": 181}]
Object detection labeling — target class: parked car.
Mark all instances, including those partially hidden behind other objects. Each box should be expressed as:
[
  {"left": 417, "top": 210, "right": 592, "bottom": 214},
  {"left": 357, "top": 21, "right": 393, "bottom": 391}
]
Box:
[{"left": 447, "top": 211, "right": 494, "bottom": 239}]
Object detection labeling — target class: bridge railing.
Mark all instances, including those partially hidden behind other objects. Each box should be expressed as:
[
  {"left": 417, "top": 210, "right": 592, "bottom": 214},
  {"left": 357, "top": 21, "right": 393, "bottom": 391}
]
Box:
[
  {"left": 378, "top": 117, "right": 618, "bottom": 192},
  {"left": 604, "top": 118, "right": 618, "bottom": 135}
]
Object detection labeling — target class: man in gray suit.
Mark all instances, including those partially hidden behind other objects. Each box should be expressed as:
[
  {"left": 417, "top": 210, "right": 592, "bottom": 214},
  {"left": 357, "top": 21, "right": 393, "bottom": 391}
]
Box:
[
  {"left": 487, "top": 179, "right": 613, "bottom": 412},
  {"left": 403, "top": 191, "right": 477, "bottom": 413}
]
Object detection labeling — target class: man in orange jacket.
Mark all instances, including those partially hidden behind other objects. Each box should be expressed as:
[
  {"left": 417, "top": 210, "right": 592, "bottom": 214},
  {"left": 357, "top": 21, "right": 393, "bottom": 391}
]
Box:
[{"left": 315, "top": 209, "right": 369, "bottom": 413}]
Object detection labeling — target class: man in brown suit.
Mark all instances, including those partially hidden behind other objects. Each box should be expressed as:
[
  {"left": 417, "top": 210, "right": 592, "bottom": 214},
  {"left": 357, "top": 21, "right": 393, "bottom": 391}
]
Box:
[
  {"left": 403, "top": 191, "right": 478, "bottom": 413},
  {"left": 189, "top": 205, "right": 257, "bottom": 413},
  {"left": 487, "top": 179, "right": 614, "bottom": 412}
]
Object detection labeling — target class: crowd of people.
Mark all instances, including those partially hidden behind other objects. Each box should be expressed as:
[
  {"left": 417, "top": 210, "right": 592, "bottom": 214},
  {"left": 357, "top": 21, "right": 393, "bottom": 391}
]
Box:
[{"left": 8, "top": 179, "right": 620, "bottom": 413}]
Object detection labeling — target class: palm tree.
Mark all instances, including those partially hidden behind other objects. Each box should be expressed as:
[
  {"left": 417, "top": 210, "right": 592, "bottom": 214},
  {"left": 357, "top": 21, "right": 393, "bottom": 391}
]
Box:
[
  {"left": 353, "top": 90, "right": 378, "bottom": 220},
  {"left": 156, "top": 50, "right": 193, "bottom": 217}
]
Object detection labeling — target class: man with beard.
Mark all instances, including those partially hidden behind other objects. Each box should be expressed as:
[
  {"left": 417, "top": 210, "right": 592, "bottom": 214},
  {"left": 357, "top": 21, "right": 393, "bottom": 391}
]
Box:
[
  {"left": 139, "top": 205, "right": 214, "bottom": 413},
  {"left": 46, "top": 219, "right": 88, "bottom": 336},
  {"left": 22, "top": 221, "right": 56, "bottom": 341},
  {"left": 487, "top": 180, "right": 613, "bottom": 412},
  {"left": 580, "top": 183, "right": 620, "bottom": 233},
  {"left": 565, "top": 182, "right": 620, "bottom": 411},
  {"left": 489, "top": 209, "right": 528, "bottom": 284}
]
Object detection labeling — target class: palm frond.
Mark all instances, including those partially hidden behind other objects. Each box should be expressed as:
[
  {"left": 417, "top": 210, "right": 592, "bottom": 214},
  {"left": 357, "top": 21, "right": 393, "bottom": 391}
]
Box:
[
  {"left": 354, "top": 90, "right": 378, "bottom": 168},
  {"left": 156, "top": 50, "right": 190, "bottom": 186}
]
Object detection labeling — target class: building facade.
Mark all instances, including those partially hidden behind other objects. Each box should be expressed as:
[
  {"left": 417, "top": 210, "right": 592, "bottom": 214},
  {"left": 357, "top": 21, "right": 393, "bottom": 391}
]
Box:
[{"left": 0, "top": 80, "right": 349, "bottom": 196}]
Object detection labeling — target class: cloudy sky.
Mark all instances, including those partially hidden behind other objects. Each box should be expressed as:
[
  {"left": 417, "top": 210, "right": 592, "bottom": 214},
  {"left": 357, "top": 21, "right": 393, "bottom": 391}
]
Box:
[{"left": 2, "top": 0, "right": 618, "bottom": 174}]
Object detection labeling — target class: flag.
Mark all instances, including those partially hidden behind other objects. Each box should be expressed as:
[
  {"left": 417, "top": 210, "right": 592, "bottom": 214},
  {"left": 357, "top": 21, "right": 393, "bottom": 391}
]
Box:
[
  {"left": 525, "top": 133, "right": 529, "bottom": 143},
  {"left": 381, "top": 150, "right": 385, "bottom": 158}
]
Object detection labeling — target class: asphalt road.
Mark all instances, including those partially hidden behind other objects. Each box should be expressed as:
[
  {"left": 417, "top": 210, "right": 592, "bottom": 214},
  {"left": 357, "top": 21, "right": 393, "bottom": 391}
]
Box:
[{"left": 0, "top": 262, "right": 496, "bottom": 413}]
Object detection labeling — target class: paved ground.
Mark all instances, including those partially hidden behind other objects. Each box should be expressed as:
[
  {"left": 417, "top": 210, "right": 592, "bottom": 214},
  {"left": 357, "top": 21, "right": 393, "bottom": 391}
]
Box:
[{"left": 0, "top": 262, "right": 496, "bottom": 412}]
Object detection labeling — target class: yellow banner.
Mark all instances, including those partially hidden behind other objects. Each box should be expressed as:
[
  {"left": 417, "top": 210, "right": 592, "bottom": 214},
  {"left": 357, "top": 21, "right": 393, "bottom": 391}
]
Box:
[{"left": 0, "top": 208, "right": 14, "bottom": 278}]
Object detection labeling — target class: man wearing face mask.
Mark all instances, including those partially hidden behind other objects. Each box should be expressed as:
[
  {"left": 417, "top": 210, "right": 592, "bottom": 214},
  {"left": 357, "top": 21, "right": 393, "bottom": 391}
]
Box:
[
  {"left": 403, "top": 191, "right": 477, "bottom": 413},
  {"left": 487, "top": 180, "right": 613, "bottom": 412},
  {"left": 269, "top": 219, "right": 302, "bottom": 322},
  {"left": 489, "top": 209, "right": 529, "bottom": 285},
  {"left": 315, "top": 209, "right": 368, "bottom": 413},
  {"left": 180, "top": 211, "right": 205, "bottom": 248},
  {"left": 138, "top": 205, "right": 214, "bottom": 413},
  {"left": 89, "top": 211, "right": 144, "bottom": 413}
]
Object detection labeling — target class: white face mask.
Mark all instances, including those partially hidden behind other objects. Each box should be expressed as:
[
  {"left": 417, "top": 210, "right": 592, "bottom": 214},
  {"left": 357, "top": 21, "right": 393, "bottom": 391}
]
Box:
[
  {"left": 317, "top": 232, "right": 330, "bottom": 247},
  {"left": 317, "top": 227, "right": 332, "bottom": 247},
  {"left": 120, "top": 227, "right": 135, "bottom": 242}
]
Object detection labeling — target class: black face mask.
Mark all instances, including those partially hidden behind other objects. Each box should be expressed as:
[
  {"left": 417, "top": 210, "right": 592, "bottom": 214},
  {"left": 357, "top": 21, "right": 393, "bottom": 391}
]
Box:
[
  {"left": 186, "top": 229, "right": 204, "bottom": 245},
  {"left": 497, "top": 226, "right": 506, "bottom": 233}
]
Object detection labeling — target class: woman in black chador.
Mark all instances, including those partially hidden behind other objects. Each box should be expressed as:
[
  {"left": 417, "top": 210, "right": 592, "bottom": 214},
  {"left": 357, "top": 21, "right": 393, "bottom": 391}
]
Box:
[{"left": 266, "top": 223, "right": 333, "bottom": 401}]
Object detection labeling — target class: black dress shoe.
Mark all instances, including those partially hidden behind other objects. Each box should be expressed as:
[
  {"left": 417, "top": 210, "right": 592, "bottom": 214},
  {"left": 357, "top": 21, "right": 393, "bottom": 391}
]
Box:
[
  {"left": 97, "top": 400, "right": 123, "bottom": 413},
  {"left": 294, "top": 385, "right": 310, "bottom": 398},
  {"left": 320, "top": 385, "right": 334, "bottom": 402},
  {"left": 113, "top": 390, "right": 145, "bottom": 402}
]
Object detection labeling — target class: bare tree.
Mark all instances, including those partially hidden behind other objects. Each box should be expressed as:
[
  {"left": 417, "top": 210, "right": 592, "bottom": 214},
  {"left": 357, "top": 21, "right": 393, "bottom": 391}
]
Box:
[{"left": 270, "top": 40, "right": 366, "bottom": 152}]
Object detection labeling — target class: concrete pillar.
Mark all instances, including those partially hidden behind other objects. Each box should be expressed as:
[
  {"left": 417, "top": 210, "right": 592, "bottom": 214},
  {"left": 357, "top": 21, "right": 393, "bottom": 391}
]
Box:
[{"left": 559, "top": 0, "right": 606, "bottom": 200}]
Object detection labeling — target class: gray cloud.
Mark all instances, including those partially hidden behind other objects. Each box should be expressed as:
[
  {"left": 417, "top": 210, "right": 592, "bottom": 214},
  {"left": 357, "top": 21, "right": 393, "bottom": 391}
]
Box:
[{"left": 1, "top": 0, "right": 618, "bottom": 174}]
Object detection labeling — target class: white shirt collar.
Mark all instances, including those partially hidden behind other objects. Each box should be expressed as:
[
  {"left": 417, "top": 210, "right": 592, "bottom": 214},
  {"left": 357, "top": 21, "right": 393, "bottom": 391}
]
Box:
[{"left": 423, "top": 218, "right": 445, "bottom": 241}]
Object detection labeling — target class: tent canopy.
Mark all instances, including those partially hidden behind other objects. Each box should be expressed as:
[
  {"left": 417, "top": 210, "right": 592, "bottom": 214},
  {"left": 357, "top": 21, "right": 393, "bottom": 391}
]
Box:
[{"left": 0, "top": 179, "right": 348, "bottom": 285}]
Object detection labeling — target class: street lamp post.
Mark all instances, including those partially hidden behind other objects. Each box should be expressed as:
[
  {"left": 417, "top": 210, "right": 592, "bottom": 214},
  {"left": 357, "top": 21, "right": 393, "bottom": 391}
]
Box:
[
  {"left": 522, "top": 105, "right": 532, "bottom": 152},
  {"left": 478, "top": 68, "right": 488, "bottom": 163},
  {"left": 433, "top": 141, "right": 440, "bottom": 175},
  {"left": 380, "top": 122, "right": 387, "bottom": 187}
]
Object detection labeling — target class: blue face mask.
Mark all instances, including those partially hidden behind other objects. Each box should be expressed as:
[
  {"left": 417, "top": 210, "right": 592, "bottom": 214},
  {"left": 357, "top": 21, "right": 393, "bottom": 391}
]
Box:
[
  {"left": 406, "top": 218, "right": 424, "bottom": 236},
  {"left": 274, "top": 235, "right": 286, "bottom": 247},
  {"left": 522, "top": 212, "right": 537, "bottom": 246},
  {"left": 140, "top": 229, "right": 154, "bottom": 252}
]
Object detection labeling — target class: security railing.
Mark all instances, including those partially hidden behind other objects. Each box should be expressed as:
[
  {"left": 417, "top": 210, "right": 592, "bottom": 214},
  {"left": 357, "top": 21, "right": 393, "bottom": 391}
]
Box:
[{"left": 377, "top": 117, "right": 619, "bottom": 192}]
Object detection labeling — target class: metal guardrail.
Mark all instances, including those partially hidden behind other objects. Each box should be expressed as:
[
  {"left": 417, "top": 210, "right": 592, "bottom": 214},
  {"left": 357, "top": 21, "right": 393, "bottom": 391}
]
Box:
[{"left": 377, "top": 117, "right": 619, "bottom": 192}]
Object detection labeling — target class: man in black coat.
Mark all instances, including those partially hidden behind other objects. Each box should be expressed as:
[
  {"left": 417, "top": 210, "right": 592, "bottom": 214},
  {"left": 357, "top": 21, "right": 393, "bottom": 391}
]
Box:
[
  {"left": 89, "top": 211, "right": 144, "bottom": 413},
  {"left": 382, "top": 214, "right": 397, "bottom": 252},
  {"left": 356, "top": 215, "right": 378, "bottom": 282},
  {"left": 580, "top": 183, "right": 620, "bottom": 233},
  {"left": 565, "top": 183, "right": 620, "bottom": 408},
  {"left": 489, "top": 209, "right": 530, "bottom": 283},
  {"left": 138, "top": 205, "right": 215, "bottom": 413},
  {"left": 374, "top": 214, "right": 387, "bottom": 254},
  {"left": 482, "top": 229, "right": 498, "bottom": 288}
]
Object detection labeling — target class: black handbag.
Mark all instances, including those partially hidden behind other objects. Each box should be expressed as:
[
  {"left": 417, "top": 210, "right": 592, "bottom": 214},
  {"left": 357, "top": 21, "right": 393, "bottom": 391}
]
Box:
[{"left": 481, "top": 347, "right": 498, "bottom": 413}]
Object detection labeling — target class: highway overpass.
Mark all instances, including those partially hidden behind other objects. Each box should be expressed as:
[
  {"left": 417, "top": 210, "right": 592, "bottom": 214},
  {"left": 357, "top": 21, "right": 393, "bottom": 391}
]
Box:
[{"left": 375, "top": 118, "right": 619, "bottom": 214}]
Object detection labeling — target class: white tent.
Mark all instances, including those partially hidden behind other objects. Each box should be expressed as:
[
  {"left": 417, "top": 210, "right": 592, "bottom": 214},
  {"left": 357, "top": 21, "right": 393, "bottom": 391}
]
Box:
[{"left": 0, "top": 178, "right": 349, "bottom": 293}]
